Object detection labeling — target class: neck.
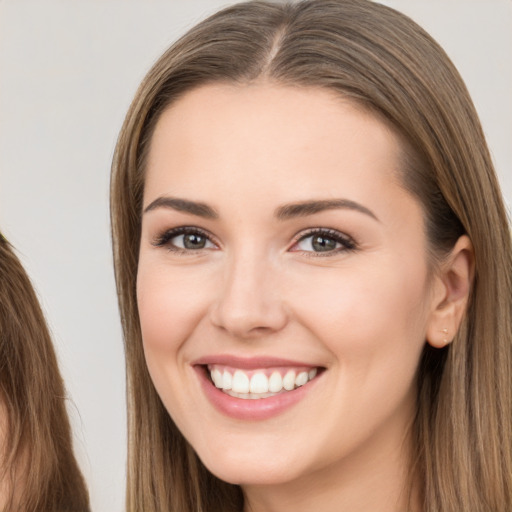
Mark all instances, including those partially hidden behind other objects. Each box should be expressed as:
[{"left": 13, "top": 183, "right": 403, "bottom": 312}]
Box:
[{"left": 242, "top": 418, "right": 421, "bottom": 512}]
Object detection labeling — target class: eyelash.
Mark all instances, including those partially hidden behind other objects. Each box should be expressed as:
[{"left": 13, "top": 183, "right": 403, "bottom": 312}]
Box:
[
  {"left": 290, "top": 228, "right": 357, "bottom": 256},
  {"left": 152, "top": 226, "right": 217, "bottom": 255},
  {"left": 152, "top": 226, "right": 357, "bottom": 256}
]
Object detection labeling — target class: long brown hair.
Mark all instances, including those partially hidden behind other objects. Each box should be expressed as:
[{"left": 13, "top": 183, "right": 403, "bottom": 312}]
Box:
[
  {"left": 0, "top": 233, "right": 90, "bottom": 511},
  {"left": 110, "top": 1, "right": 512, "bottom": 510}
]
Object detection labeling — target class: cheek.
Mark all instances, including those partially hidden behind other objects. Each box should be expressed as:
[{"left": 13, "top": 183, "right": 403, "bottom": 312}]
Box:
[
  {"left": 136, "top": 262, "right": 215, "bottom": 421},
  {"left": 136, "top": 262, "right": 210, "bottom": 358},
  {"left": 285, "top": 258, "right": 430, "bottom": 360}
]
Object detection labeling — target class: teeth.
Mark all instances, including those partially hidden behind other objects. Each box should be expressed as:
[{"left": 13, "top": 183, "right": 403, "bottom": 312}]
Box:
[
  {"left": 226, "top": 390, "right": 278, "bottom": 400},
  {"left": 222, "top": 370, "right": 232, "bottom": 390},
  {"left": 211, "top": 368, "right": 223, "bottom": 388},
  {"left": 283, "top": 370, "right": 296, "bottom": 391},
  {"left": 232, "top": 370, "right": 250, "bottom": 393},
  {"left": 295, "top": 371, "right": 308, "bottom": 387},
  {"left": 268, "top": 371, "right": 283, "bottom": 393},
  {"left": 250, "top": 372, "right": 269, "bottom": 393},
  {"left": 208, "top": 365, "right": 320, "bottom": 399}
]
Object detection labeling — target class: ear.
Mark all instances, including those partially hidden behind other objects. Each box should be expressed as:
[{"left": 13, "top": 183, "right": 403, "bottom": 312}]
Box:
[{"left": 426, "top": 235, "right": 474, "bottom": 348}]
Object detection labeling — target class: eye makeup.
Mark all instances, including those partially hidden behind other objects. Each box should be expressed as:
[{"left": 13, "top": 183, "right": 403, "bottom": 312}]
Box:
[
  {"left": 151, "top": 225, "right": 357, "bottom": 257},
  {"left": 290, "top": 227, "right": 357, "bottom": 256},
  {"left": 151, "top": 226, "right": 219, "bottom": 254}
]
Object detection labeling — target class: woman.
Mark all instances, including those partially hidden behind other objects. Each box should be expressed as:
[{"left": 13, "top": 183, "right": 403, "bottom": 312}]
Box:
[
  {"left": 0, "top": 233, "right": 90, "bottom": 511},
  {"left": 110, "top": 0, "right": 512, "bottom": 510}
]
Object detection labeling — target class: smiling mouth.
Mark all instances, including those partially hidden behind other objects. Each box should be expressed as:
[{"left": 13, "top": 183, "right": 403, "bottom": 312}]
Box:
[{"left": 206, "top": 364, "right": 322, "bottom": 400}]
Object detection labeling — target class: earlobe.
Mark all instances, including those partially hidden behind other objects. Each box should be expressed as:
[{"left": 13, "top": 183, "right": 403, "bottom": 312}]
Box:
[{"left": 426, "top": 235, "right": 474, "bottom": 349}]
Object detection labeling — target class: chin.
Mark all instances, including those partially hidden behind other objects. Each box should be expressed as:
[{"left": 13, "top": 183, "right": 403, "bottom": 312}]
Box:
[{"left": 197, "top": 447, "right": 304, "bottom": 486}]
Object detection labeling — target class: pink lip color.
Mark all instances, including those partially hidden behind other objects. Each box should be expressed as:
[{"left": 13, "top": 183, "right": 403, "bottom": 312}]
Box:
[
  {"left": 192, "top": 354, "right": 315, "bottom": 369},
  {"left": 193, "top": 358, "right": 322, "bottom": 421}
]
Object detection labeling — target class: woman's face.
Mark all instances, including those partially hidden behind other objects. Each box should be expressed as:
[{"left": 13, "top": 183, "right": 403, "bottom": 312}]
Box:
[{"left": 137, "top": 83, "right": 439, "bottom": 488}]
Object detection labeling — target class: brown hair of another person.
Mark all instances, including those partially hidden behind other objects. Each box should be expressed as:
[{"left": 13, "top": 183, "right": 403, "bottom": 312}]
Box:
[{"left": 0, "top": 234, "right": 90, "bottom": 511}]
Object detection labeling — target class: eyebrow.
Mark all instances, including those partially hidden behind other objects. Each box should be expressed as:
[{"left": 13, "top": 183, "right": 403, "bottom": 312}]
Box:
[
  {"left": 275, "top": 199, "right": 379, "bottom": 221},
  {"left": 143, "top": 196, "right": 378, "bottom": 222},
  {"left": 143, "top": 196, "right": 219, "bottom": 219}
]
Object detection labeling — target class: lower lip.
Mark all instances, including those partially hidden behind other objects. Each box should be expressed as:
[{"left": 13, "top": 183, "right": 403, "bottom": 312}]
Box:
[{"left": 195, "top": 366, "right": 321, "bottom": 421}]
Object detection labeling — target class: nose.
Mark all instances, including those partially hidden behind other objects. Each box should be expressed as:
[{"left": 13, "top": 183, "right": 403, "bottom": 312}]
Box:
[{"left": 209, "top": 250, "right": 289, "bottom": 339}]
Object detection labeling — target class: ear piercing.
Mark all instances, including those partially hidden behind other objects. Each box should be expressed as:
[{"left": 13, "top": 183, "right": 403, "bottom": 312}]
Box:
[{"left": 441, "top": 328, "right": 449, "bottom": 344}]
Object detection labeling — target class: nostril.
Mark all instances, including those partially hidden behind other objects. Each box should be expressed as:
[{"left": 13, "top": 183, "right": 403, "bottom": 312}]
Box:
[
  {"left": 209, "top": 268, "right": 288, "bottom": 336},
  {"left": 209, "top": 299, "right": 289, "bottom": 338}
]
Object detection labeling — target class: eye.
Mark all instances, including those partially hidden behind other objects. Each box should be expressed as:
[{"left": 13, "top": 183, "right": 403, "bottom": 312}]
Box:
[
  {"left": 291, "top": 229, "right": 356, "bottom": 255},
  {"left": 152, "top": 227, "right": 217, "bottom": 252},
  {"left": 173, "top": 232, "right": 214, "bottom": 250}
]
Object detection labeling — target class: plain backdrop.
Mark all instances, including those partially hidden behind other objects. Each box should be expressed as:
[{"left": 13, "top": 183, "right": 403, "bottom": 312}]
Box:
[{"left": 0, "top": 1, "right": 510, "bottom": 511}]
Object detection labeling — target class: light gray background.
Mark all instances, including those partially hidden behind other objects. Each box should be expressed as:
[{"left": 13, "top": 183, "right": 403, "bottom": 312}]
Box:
[{"left": 0, "top": 1, "right": 510, "bottom": 511}]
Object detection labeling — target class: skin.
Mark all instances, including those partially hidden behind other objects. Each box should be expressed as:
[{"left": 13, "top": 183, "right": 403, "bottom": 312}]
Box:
[{"left": 137, "top": 83, "right": 472, "bottom": 512}]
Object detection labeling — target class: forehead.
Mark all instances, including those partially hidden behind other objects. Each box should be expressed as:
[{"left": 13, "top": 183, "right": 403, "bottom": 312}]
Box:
[
  {"left": 144, "top": 83, "right": 414, "bottom": 223},
  {"left": 145, "top": 83, "right": 406, "bottom": 204},
  {"left": 143, "top": 82, "right": 428, "bottom": 266},
  {"left": 149, "top": 83, "right": 399, "bottom": 155}
]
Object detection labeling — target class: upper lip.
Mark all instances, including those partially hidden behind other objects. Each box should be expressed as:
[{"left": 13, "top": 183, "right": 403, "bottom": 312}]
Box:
[{"left": 192, "top": 354, "right": 320, "bottom": 370}]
